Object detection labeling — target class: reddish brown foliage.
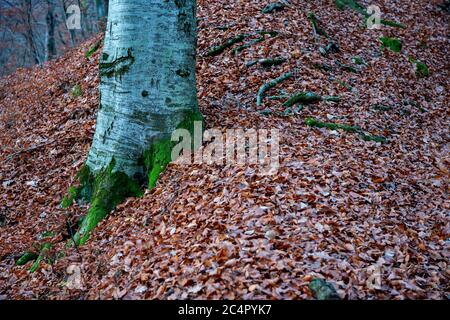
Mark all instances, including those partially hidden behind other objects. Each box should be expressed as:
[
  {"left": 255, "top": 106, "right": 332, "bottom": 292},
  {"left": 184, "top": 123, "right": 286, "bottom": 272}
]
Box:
[{"left": 0, "top": 1, "right": 448, "bottom": 299}]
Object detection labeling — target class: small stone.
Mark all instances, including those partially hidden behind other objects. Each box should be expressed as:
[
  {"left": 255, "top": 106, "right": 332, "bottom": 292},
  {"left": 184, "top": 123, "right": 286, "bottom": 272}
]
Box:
[
  {"left": 436, "top": 85, "right": 444, "bottom": 94},
  {"left": 134, "top": 285, "right": 147, "bottom": 294},
  {"left": 26, "top": 180, "right": 38, "bottom": 187},
  {"left": 264, "top": 229, "right": 277, "bottom": 240},
  {"left": 315, "top": 222, "right": 324, "bottom": 233},
  {"left": 2, "top": 180, "right": 13, "bottom": 188}
]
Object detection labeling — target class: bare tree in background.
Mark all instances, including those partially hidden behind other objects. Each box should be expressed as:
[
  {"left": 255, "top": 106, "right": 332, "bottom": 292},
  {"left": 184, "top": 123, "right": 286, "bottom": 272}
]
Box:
[{"left": 0, "top": 0, "right": 109, "bottom": 76}]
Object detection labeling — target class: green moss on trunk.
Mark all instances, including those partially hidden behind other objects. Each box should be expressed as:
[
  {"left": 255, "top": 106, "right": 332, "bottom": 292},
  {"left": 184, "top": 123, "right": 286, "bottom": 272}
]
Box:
[
  {"left": 143, "top": 110, "right": 203, "bottom": 189},
  {"left": 72, "top": 158, "right": 143, "bottom": 245}
]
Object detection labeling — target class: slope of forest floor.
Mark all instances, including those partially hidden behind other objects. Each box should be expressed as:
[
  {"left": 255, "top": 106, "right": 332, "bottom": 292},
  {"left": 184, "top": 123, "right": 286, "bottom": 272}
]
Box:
[{"left": 0, "top": 0, "right": 448, "bottom": 299}]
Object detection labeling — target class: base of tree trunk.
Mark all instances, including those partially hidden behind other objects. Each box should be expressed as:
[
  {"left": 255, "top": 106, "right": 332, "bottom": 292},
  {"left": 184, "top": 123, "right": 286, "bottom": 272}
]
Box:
[{"left": 64, "top": 110, "right": 203, "bottom": 246}]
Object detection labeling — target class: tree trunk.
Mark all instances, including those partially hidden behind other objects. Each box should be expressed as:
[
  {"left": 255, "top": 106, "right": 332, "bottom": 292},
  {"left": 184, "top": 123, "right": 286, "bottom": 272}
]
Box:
[
  {"left": 46, "top": 0, "right": 56, "bottom": 60},
  {"left": 72, "top": 0, "right": 202, "bottom": 245}
]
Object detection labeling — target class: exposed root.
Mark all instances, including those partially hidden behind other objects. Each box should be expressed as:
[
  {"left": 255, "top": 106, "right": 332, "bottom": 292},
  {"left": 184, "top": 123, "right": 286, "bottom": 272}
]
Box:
[
  {"left": 206, "top": 34, "right": 249, "bottom": 56},
  {"left": 305, "top": 117, "right": 387, "bottom": 143},
  {"left": 308, "top": 12, "right": 328, "bottom": 38},
  {"left": 256, "top": 72, "right": 293, "bottom": 106},
  {"left": 246, "top": 57, "right": 287, "bottom": 68},
  {"left": 283, "top": 92, "right": 340, "bottom": 108},
  {"left": 309, "top": 278, "right": 341, "bottom": 300},
  {"left": 262, "top": 2, "right": 285, "bottom": 14}
]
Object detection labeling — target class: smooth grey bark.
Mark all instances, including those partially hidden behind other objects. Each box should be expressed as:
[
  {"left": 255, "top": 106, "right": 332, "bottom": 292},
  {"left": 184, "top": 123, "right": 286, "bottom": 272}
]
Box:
[{"left": 86, "top": 0, "right": 199, "bottom": 181}]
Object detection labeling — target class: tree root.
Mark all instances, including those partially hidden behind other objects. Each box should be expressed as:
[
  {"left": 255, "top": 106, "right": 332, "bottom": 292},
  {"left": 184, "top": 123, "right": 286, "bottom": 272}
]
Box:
[
  {"left": 319, "top": 41, "right": 340, "bottom": 56},
  {"left": 207, "top": 31, "right": 278, "bottom": 57},
  {"left": 256, "top": 72, "right": 293, "bottom": 106},
  {"left": 283, "top": 92, "right": 340, "bottom": 108},
  {"left": 246, "top": 57, "right": 287, "bottom": 68},
  {"left": 206, "top": 34, "right": 249, "bottom": 56},
  {"left": 308, "top": 12, "right": 328, "bottom": 38},
  {"left": 63, "top": 111, "right": 203, "bottom": 246},
  {"left": 71, "top": 159, "right": 143, "bottom": 246},
  {"left": 29, "top": 243, "right": 52, "bottom": 273},
  {"left": 305, "top": 117, "right": 387, "bottom": 143},
  {"left": 16, "top": 252, "right": 38, "bottom": 266},
  {"left": 16, "top": 243, "right": 52, "bottom": 272},
  {"left": 262, "top": 2, "right": 285, "bottom": 14},
  {"left": 233, "top": 31, "right": 278, "bottom": 55}
]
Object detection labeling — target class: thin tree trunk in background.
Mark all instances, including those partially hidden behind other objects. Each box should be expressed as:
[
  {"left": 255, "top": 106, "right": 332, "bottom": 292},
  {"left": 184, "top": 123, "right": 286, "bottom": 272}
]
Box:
[
  {"left": 60, "top": 0, "right": 75, "bottom": 47},
  {"left": 23, "top": 0, "right": 40, "bottom": 64},
  {"left": 46, "top": 0, "right": 56, "bottom": 60},
  {"left": 95, "top": 0, "right": 108, "bottom": 18}
]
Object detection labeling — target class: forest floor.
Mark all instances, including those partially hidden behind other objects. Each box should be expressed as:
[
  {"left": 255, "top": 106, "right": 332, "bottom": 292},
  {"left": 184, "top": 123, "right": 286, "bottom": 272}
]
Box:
[{"left": 0, "top": 0, "right": 448, "bottom": 299}]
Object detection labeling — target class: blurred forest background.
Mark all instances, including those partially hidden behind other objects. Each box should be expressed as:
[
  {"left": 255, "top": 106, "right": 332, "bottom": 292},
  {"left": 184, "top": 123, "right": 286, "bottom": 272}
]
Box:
[{"left": 0, "top": 0, "right": 108, "bottom": 76}]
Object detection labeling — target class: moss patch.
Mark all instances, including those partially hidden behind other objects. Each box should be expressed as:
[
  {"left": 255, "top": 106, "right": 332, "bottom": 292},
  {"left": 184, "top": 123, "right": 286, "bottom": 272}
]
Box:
[
  {"left": 71, "top": 84, "right": 82, "bottom": 98},
  {"left": 143, "top": 109, "right": 203, "bottom": 189},
  {"left": 16, "top": 251, "right": 38, "bottom": 266},
  {"left": 380, "top": 37, "right": 402, "bottom": 53},
  {"left": 72, "top": 158, "right": 143, "bottom": 245},
  {"left": 409, "top": 57, "right": 430, "bottom": 78}
]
